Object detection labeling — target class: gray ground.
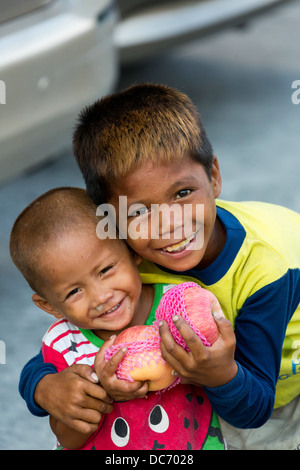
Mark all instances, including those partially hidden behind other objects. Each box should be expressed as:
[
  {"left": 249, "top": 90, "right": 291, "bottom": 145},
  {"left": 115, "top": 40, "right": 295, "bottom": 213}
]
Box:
[{"left": 0, "top": 0, "right": 299, "bottom": 449}]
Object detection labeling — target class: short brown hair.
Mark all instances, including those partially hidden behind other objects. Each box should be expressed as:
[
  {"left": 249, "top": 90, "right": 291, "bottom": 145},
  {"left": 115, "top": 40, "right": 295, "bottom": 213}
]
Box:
[
  {"left": 73, "top": 83, "right": 213, "bottom": 205},
  {"left": 10, "top": 187, "right": 98, "bottom": 295}
]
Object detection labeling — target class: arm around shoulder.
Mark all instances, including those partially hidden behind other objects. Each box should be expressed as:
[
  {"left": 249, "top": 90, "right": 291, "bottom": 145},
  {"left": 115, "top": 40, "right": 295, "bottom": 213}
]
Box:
[
  {"left": 19, "top": 349, "right": 57, "bottom": 417},
  {"left": 49, "top": 415, "right": 98, "bottom": 449}
]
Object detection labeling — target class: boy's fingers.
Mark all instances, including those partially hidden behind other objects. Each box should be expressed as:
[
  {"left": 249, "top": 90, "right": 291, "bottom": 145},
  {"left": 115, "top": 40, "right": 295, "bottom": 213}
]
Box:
[
  {"left": 94, "top": 334, "right": 116, "bottom": 362},
  {"left": 161, "top": 314, "right": 235, "bottom": 352},
  {"left": 171, "top": 315, "right": 204, "bottom": 350},
  {"left": 213, "top": 313, "right": 234, "bottom": 333},
  {"left": 82, "top": 393, "right": 113, "bottom": 412},
  {"left": 67, "top": 403, "right": 113, "bottom": 434},
  {"left": 116, "top": 379, "right": 149, "bottom": 399},
  {"left": 160, "top": 343, "right": 184, "bottom": 375},
  {"left": 70, "top": 419, "right": 100, "bottom": 435},
  {"left": 159, "top": 320, "right": 189, "bottom": 371},
  {"left": 70, "top": 363, "right": 99, "bottom": 383},
  {"left": 67, "top": 365, "right": 114, "bottom": 405},
  {"left": 158, "top": 320, "right": 178, "bottom": 354},
  {"left": 77, "top": 378, "right": 113, "bottom": 406},
  {"left": 103, "top": 347, "right": 128, "bottom": 375},
  {"left": 212, "top": 313, "right": 236, "bottom": 345},
  {"left": 135, "top": 381, "right": 149, "bottom": 397},
  {"left": 94, "top": 335, "right": 126, "bottom": 377},
  {"left": 160, "top": 316, "right": 205, "bottom": 357}
]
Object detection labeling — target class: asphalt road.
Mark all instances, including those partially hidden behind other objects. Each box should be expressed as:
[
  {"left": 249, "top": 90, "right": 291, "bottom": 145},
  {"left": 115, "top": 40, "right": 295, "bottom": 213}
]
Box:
[{"left": 0, "top": 0, "right": 299, "bottom": 450}]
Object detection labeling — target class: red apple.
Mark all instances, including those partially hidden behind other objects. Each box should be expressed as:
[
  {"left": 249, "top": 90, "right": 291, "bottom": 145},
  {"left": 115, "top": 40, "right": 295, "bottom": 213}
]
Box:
[
  {"left": 155, "top": 283, "right": 224, "bottom": 349},
  {"left": 114, "top": 324, "right": 156, "bottom": 344},
  {"left": 105, "top": 324, "right": 177, "bottom": 391},
  {"left": 183, "top": 286, "right": 223, "bottom": 345}
]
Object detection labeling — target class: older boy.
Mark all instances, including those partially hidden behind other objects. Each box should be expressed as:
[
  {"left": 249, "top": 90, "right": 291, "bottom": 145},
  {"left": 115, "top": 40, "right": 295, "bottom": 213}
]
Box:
[{"left": 20, "top": 84, "right": 300, "bottom": 449}]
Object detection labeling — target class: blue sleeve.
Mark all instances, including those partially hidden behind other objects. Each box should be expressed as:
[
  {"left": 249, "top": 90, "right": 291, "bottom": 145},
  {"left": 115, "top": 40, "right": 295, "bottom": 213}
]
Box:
[
  {"left": 204, "top": 269, "right": 300, "bottom": 428},
  {"left": 19, "top": 349, "right": 57, "bottom": 417}
]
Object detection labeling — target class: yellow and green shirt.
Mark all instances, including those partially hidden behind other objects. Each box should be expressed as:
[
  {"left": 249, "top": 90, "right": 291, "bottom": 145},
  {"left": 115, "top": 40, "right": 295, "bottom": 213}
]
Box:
[{"left": 139, "top": 200, "right": 300, "bottom": 428}]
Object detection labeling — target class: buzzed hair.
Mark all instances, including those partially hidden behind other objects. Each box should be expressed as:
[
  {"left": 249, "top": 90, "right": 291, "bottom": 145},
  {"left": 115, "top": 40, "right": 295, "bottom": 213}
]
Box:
[
  {"left": 73, "top": 83, "right": 214, "bottom": 205},
  {"left": 10, "top": 187, "right": 98, "bottom": 296}
]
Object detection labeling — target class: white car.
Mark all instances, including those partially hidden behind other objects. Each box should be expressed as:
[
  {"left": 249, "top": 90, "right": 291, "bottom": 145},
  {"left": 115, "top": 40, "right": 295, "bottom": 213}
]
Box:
[
  {"left": 0, "top": 0, "right": 118, "bottom": 182},
  {"left": 116, "top": 0, "right": 289, "bottom": 64},
  {"left": 0, "top": 0, "right": 289, "bottom": 182}
]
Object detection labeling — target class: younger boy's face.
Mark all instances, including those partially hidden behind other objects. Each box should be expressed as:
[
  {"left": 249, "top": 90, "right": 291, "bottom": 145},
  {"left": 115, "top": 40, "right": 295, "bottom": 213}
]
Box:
[
  {"left": 33, "top": 232, "right": 143, "bottom": 339},
  {"left": 109, "top": 154, "right": 224, "bottom": 272}
]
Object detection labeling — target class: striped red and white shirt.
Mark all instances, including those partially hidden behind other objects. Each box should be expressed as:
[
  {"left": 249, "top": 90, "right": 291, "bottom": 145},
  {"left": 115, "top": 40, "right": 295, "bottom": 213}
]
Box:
[{"left": 42, "top": 318, "right": 100, "bottom": 372}]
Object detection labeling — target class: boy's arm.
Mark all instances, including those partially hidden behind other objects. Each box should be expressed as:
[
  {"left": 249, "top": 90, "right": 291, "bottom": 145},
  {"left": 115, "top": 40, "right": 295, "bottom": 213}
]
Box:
[
  {"left": 203, "top": 272, "right": 296, "bottom": 428},
  {"left": 159, "top": 315, "right": 273, "bottom": 429},
  {"left": 19, "top": 350, "right": 56, "bottom": 417},
  {"left": 50, "top": 412, "right": 102, "bottom": 449},
  {"left": 205, "top": 269, "right": 300, "bottom": 428},
  {"left": 160, "top": 270, "right": 300, "bottom": 428},
  {"left": 19, "top": 349, "right": 113, "bottom": 433}
]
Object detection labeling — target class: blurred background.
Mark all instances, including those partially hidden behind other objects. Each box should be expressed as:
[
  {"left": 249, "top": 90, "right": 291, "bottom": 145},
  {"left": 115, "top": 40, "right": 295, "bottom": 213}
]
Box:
[{"left": 0, "top": 0, "right": 299, "bottom": 449}]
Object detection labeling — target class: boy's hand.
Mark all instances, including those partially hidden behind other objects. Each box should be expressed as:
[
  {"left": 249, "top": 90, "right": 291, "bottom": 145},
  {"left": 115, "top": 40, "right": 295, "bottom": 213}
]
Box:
[
  {"left": 34, "top": 364, "right": 113, "bottom": 434},
  {"left": 94, "top": 336, "right": 149, "bottom": 402},
  {"left": 159, "top": 314, "right": 238, "bottom": 388}
]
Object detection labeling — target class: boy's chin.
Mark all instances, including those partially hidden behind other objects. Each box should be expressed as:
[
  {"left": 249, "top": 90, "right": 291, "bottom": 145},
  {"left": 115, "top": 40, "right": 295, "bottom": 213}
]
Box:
[{"left": 154, "top": 250, "right": 203, "bottom": 272}]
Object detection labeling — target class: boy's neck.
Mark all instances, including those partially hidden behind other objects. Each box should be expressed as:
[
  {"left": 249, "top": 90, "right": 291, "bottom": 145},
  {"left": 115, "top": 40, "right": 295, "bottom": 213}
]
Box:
[
  {"left": 94, "top": 284, "right": 155, "bottom": 342},
  {"left": 134, "top": 284, "right": 155, "bottom": 324}
]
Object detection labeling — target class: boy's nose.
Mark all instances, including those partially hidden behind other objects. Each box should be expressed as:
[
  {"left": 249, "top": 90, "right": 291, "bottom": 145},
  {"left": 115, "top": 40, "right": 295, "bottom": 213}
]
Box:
[{"left": 91, "top": 286, "right": 114, "bottom": 309}]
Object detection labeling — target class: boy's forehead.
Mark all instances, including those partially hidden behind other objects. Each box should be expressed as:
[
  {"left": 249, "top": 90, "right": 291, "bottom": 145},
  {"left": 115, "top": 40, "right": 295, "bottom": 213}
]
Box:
[
  {"left": 42, "top": 231, "right": 128, "bottom": 272},
  {"left": 109, "top": 155, "right": 206, "bottom": 202}
]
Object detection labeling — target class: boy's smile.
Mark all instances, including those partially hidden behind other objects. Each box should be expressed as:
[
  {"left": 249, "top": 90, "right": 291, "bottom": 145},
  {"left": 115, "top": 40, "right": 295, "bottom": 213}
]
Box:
[{"left": 110, "top": 154, "right": 225, "bottom": 272}]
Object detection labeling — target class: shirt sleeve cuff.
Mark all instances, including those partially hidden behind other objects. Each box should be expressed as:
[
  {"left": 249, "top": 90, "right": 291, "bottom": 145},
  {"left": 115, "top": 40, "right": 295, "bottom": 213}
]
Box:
[
  {"left": 203, "top": 362, "right": 246, "bottom": 401},
  {"left": 23, "top": 365, "right": 57, "bottom": 417}
]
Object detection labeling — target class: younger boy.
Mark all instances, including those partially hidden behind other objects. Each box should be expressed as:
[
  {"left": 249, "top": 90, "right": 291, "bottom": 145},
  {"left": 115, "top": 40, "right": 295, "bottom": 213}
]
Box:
[{"left": 11, "top": 186, "right": 225, "bottom": 450}]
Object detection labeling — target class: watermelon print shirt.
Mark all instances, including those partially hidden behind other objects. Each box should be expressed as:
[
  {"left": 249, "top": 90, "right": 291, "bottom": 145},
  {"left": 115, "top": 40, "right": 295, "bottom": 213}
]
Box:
[{"left": 42, "top": 284, "right": 225, "bottom": 450}]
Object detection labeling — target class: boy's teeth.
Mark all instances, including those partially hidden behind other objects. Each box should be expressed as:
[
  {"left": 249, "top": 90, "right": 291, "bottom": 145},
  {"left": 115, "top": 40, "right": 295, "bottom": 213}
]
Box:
[
  {"left": 163, "top": 235, "right": 194, "bottom": 253},
  {"left": 106, "top": 302, "right": 120, "bottom": 314}
]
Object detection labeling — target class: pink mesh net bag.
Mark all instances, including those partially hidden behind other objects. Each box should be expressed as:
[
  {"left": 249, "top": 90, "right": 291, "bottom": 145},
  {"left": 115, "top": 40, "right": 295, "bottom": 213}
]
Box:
[
  {"left": 104, "top": 324, "right": 179, "bottom": 392},
  {"left": 155, "top": 282, "right": 223, "bottom": 351},
  {"left": 104, "top": 282, "right": 223, "bottom": 392}
]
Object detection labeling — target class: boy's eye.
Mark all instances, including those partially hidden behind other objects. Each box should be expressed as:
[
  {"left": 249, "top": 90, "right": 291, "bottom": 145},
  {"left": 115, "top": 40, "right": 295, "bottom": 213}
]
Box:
[
  {"left": 66, "top": 287, "right": 80, "bottom": 299},
  {"left": 128, "top": 204, "right": 149, "bottom": 218},
  {"left": 100, "top": 264, "right": 114, "bottom": 277},
  {"left": 175, "top": 189, "right": 192, "bottom": 199}
]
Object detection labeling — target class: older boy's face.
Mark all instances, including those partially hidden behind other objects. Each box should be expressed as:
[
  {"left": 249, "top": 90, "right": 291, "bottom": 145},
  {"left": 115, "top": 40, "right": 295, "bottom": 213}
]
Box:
[{"left": 109, "top": 154, "right": 224, "bottom": 272}]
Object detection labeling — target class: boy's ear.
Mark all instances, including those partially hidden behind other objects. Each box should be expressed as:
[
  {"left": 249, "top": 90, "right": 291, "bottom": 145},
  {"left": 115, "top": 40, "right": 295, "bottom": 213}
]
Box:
[
  {"left": 133, "top": 252, "right": 143, "bottom": 266},
  {"left": 32, "top": 293, "right": 64, "bottom": 319},
  {"left": 211, "top": 155, "right": 222, "bottom": 198},
  {"left": 127, "top": 245, "right": 143, "bottom": 265}
]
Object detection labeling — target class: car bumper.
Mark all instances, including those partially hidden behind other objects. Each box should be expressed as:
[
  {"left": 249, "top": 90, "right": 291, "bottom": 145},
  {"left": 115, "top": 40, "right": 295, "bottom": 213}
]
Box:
[{"left": 115, "top": 0, "right": 289, "bottom": 64}]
